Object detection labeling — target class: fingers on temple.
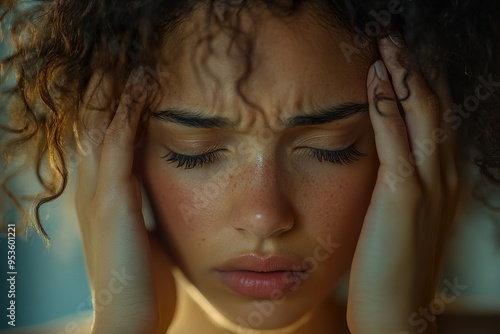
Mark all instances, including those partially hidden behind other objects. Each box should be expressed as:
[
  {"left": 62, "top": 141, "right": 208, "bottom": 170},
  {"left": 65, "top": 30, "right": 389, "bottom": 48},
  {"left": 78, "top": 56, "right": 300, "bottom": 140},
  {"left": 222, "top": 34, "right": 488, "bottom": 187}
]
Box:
[
  {"left": 76, "top": 72, "right": 115, "bottom": 197},
  {"left": 367, "top": 60, "right": 417, "bottom": 194},
  {"left": 98, "top": 67, "right": 147, "bottom": 188},
  {"left": 378, "top": 37, "right": 441, "bottom": 192},
  {"left": 76, "top": 67, "right": 147, "bottom": 202}
]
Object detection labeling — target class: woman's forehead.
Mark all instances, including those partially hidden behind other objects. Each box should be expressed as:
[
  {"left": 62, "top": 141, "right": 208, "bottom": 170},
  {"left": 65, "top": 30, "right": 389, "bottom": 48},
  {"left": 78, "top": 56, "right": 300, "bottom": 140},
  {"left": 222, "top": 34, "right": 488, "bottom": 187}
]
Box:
[{"left": 154, "top": 4, "right": 374, "bottom": 128}]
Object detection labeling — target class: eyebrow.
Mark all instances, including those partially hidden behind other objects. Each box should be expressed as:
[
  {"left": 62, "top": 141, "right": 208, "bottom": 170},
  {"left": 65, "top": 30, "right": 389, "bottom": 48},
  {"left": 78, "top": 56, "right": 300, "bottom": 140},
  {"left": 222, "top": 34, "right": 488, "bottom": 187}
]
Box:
[
  {"left": 286, "top": 103, "right": 368, "bottom": 127},
  {"left": 151, "top": 102, "right": 368, "bottom": 129},
  {"left": 151, "top": 109, "right": 234, "bottom": 128}
]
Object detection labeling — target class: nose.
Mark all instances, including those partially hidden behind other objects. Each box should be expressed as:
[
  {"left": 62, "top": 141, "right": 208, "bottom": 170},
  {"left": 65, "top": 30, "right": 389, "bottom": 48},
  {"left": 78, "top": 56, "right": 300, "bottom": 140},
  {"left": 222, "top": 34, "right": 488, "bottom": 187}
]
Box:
[{"left": 229, "top": 157, "right": 295, "bottom": 239}]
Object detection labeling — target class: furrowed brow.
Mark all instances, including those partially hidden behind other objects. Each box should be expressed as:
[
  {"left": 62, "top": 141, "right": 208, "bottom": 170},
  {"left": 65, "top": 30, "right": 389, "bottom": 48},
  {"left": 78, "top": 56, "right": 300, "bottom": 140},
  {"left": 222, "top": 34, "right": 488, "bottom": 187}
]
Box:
[
  {"left": 286, "top": 102, "right": 369, "bottom": 127},
  {"left": 151, "top": 108, "right": 234, "bottom": 129},
  {"left": 151, "top": 102, "right": 368, "bottom": 129}
]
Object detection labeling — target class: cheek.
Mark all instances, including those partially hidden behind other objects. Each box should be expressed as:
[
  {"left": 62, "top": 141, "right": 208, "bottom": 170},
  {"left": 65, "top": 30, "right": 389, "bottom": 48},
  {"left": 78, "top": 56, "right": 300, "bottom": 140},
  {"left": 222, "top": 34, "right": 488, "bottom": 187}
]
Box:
[
  {"left": 297, "top": 162, "right": 378, "bottom": 244},
  {"left": 292, "top": 162, "right": 378, "bottom": 286},
  {"left": 147, "top": 175, "right": 210, "bottom": 235},
  {"left": 142, "top": 158, "right": 230, "bottom": 249},
  {"left": 142, "top": 164, "right": 227, "bottom": 277}
]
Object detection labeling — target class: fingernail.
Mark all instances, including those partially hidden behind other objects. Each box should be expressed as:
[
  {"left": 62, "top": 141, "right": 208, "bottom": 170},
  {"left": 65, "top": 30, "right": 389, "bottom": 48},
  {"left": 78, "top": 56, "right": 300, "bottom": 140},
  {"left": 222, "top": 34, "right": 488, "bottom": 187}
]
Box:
[
  {"left": 388, "top": 31, "right": 405, "bottom": 48},
  {"left": 375, "top": 60, "right": 389, "bottom": 82}
]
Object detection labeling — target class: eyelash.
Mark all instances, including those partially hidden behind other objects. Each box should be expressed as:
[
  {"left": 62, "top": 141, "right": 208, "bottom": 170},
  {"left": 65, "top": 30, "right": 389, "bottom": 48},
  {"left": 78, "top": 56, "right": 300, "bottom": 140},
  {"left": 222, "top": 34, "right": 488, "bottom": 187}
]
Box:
[
  {"left": 163, "top": 146, "right": 365, "bottom": 169},
  {"left": 307, "top": 146, "right": 365, "bottom": 165},
  {"left": 162, "top": 151, "right": 222, "bottom": 169}
]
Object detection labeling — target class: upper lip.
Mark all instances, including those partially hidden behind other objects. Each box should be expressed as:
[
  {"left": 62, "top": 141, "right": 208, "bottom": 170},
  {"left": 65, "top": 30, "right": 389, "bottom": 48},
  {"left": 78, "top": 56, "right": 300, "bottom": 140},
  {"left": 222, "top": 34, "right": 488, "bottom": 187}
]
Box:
[{"left": 216, "top": 253, "right": 308, "bottom": 273}]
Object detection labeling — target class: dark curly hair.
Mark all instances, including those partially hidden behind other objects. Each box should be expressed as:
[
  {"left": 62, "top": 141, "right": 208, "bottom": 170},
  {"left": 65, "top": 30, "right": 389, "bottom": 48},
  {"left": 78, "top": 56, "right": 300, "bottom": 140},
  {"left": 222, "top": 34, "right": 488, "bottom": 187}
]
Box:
[{"left": 1, "top": 0, "right": 499, "bottom": 244}]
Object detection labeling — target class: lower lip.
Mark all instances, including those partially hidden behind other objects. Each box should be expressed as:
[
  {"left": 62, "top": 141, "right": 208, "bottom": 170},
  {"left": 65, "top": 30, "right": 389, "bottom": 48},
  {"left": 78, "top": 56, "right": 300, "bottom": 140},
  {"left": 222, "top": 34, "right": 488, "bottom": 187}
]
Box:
[{"left": 216, "top": 270, "right": 306, "bottom": 298}]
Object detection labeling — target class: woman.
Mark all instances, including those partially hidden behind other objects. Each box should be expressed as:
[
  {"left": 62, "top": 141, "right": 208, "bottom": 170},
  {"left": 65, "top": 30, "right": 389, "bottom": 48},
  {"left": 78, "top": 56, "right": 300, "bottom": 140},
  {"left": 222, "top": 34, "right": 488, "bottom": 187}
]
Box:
[{"left": 1, "top": 0, "right": 499, "bottom": 333}]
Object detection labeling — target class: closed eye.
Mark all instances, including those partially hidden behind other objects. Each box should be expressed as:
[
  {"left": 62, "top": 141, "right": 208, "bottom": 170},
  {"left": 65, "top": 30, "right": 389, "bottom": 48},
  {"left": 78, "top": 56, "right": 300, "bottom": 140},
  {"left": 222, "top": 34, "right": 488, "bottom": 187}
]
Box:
[
  {"left": 161, "top": 150, "right": 222, "bottom": 169},
  {"left": 162, "top": 145, "right": 365, "bottom": 170},
  {"left": 305, "top": 146, "right": 366, "bottom": 165}
]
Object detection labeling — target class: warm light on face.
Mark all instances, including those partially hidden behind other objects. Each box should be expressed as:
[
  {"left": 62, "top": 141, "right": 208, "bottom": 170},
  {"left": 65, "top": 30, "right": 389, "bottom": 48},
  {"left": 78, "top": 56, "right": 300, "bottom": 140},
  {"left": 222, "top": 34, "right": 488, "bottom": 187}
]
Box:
[{"left": 140, "top": 4, "right": 378, "bottom": 331}]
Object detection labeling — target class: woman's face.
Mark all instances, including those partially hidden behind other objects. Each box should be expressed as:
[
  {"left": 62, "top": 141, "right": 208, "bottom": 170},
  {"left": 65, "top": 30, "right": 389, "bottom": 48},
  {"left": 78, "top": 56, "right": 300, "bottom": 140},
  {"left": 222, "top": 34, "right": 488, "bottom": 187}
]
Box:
[{"left": 141, "top": 4, "right": 378, "bottom": 330}]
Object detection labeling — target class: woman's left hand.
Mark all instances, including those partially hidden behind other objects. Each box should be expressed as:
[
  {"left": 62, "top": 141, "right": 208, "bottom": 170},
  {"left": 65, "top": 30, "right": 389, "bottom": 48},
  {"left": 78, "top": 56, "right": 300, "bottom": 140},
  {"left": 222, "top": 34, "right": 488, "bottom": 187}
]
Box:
[{"left": 347, "top": 35, "right": 460, "bottom": 334}]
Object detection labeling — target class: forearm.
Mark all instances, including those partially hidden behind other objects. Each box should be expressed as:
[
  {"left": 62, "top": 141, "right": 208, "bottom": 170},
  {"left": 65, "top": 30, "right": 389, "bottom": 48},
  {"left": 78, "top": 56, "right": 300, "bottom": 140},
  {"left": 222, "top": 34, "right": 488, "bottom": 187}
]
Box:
[
  {"left": 91, "top": 301, "right": 160, "bottom": 334},
  {"left": 91, "top": 314, "right": 160, "bottom": 334},
  {"left": 349, "top": 322, "right": 438, "bottom": 334}
]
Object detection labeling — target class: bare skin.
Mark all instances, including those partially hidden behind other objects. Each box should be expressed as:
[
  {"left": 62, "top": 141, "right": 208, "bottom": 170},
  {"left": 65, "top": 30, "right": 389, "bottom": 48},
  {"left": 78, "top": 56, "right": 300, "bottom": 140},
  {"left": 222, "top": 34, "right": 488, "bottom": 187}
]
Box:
[{"left": 73, "top": 4, "right": 458, "bottom": 334}]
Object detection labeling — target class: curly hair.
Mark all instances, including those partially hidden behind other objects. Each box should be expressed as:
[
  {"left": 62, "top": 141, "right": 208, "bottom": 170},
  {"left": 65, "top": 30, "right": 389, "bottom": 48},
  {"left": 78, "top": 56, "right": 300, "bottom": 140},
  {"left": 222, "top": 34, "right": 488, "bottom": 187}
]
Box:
[{"left": 1, "top": 0, "right": 499, "bottom": 244}]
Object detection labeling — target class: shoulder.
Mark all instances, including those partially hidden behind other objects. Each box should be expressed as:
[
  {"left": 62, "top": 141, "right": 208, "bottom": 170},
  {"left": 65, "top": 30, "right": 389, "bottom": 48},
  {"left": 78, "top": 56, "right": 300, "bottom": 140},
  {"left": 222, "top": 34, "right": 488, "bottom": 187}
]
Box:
[{"left": 2, "top": 311, "right": 93, "bottom": 334}]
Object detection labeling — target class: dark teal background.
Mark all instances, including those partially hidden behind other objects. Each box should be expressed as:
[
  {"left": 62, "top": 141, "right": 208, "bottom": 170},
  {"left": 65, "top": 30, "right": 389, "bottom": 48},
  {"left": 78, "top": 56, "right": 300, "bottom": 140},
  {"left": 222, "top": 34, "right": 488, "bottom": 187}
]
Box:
[{"left": 0, "top": 219, "right": 91, "bottom": 331}]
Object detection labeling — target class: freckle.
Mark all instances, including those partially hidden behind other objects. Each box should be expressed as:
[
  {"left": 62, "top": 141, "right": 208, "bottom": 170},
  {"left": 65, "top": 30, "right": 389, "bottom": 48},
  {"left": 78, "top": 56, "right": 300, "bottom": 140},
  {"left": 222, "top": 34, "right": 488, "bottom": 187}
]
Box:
[{"left": 202, "top": 238, "right": 206, "bottom": 242}]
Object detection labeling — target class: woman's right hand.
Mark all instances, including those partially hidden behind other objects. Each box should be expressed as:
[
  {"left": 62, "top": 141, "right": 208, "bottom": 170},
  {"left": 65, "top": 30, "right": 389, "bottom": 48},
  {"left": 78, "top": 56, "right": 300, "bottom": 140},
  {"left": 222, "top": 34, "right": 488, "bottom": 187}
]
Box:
[
  {"left": 346, "top": 37, "right": 459, "bottom": 334},
  {"left": 75, "top": 67, "right": 174, "bottom": 333}
]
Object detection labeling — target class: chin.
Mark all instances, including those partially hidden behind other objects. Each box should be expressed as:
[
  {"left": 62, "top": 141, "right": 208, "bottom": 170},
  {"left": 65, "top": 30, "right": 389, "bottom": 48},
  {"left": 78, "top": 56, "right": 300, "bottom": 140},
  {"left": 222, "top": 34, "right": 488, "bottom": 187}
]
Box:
[{"left": 175, "top": 265, "right": 333, "bottom": 331}]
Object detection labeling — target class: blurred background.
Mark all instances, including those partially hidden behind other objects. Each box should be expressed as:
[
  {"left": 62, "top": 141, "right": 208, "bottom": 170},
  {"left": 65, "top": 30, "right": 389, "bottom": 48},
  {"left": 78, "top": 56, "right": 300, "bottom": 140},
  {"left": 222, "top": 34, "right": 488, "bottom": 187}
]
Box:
[{"left": 0, "top": 178, "right": 92, "bottom": 331}]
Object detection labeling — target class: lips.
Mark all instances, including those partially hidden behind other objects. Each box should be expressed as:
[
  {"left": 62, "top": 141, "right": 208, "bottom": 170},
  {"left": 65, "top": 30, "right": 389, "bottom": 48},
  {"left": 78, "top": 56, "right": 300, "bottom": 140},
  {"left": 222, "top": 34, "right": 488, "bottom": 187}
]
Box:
[{"left": 215, "top": 254, "right": 309, "bottom": 298}]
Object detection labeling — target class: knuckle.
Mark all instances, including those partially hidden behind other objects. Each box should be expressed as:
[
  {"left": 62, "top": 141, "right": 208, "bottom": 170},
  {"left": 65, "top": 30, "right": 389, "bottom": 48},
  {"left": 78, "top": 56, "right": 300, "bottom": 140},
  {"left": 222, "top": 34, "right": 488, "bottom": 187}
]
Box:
[
  {"left": 85, "top": 127, "right": 106, "bottom": 146},
  {"left": 103, "top": 120, "right": 130, "bottom": 149},
  {"left": 401, "top": 72, "right": 441, "bottom": 121},
  {"left": 380, "top": 115, "right": 408, "bottom": 138},
  {"left": 103, "top": 125, "right": 121, "bottom": 146},
  {"left": 422, "top": 93, "right": 440, "bottom": 120}
]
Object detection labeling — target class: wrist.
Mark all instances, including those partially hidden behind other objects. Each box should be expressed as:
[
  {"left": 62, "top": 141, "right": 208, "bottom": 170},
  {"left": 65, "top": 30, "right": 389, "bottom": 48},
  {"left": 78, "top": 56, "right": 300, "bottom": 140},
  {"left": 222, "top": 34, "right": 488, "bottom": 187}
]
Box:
[
  {"left": 92, "top": 319, "right": 159, "bottom": 334},
  {"left": 348, "top": 318, "right": 439, "bottom": 334},
  {"left": 92, "top": 308, "right": 160, "bottom": 334}
]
